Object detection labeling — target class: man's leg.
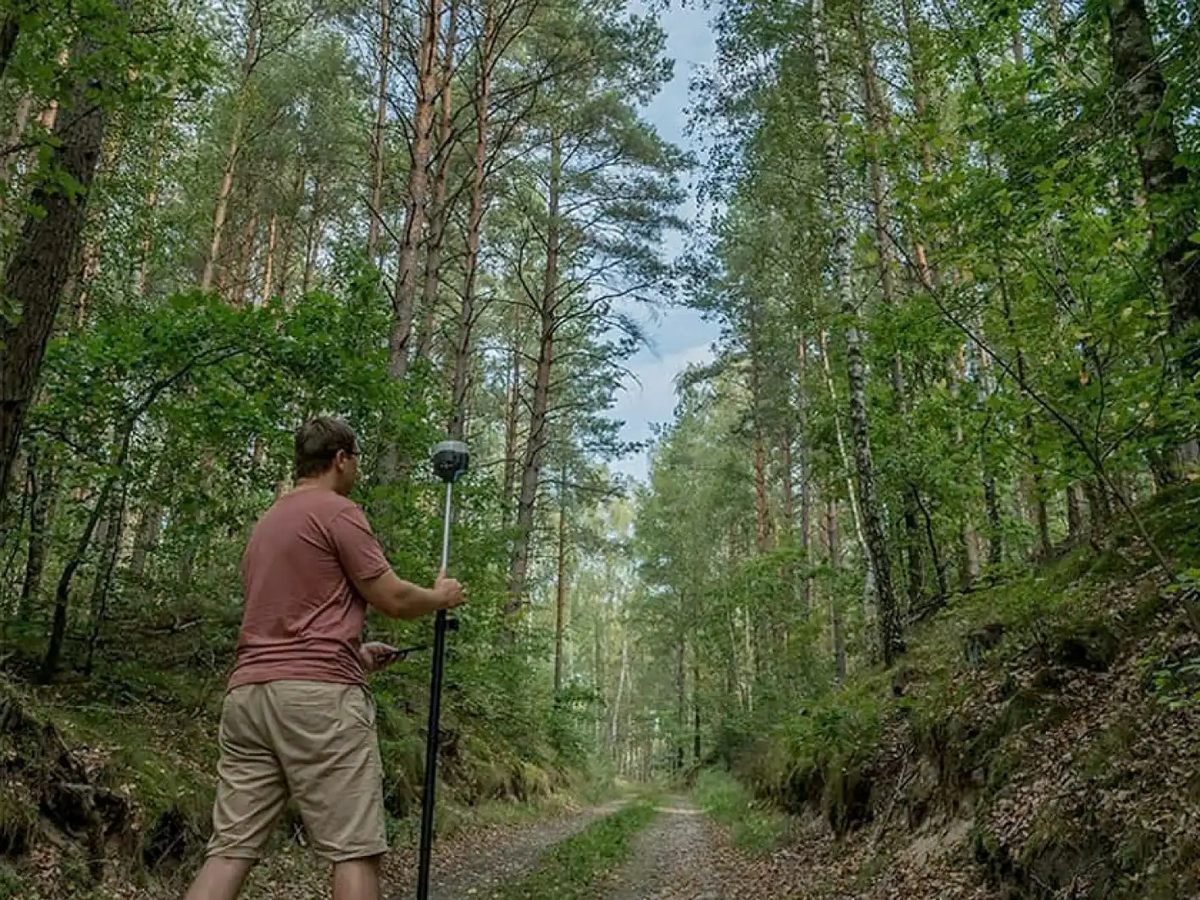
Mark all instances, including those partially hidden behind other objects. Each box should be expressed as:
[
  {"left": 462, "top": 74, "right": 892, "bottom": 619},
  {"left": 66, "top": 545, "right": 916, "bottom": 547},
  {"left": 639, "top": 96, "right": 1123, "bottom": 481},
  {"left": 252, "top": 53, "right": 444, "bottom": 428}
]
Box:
[
  {"left": 183, "top": 856, "right": 255, "bottom": 900},
  {"left": 333, "top": 855, "right": 382, "bottom": 900}
]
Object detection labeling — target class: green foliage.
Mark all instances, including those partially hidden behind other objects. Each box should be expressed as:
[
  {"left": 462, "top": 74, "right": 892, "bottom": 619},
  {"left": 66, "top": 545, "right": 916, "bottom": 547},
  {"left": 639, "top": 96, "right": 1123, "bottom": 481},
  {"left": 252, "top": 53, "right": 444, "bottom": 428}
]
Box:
[{"left": 694, "top": 768, "right": 788, "bottom": 855}]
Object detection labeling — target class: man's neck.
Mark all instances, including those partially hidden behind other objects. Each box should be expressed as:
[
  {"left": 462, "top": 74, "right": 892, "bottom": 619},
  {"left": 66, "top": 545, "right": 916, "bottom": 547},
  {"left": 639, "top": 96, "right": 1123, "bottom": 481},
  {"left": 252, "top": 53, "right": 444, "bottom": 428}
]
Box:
[{"left": 292, "top": 476, "right": 340, "bottom": 494}]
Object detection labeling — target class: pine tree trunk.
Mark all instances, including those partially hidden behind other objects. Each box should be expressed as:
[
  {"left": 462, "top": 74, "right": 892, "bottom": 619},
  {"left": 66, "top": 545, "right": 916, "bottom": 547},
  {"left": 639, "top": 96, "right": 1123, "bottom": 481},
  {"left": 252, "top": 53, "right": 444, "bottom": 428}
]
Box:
[
  {"left": 388, "top": 0, "right": 442, "bottom": 383},
  {"left": 415, "top": 0, "right": 460, "bottom": 368},
  {"left": 0, "top": 33, "right": 112, "bottom": 516},
  {"left": 507, "top": 133, "right": 560, "bottom": 613},
  {"left": 811, "top": 0, "right": 904, "bottom": 664},
  {"left": 449, "top": 3, "right": 494, "bottom": 441},
  {"left": 366, "top": 0, "right": 391, "bottom": 263}
]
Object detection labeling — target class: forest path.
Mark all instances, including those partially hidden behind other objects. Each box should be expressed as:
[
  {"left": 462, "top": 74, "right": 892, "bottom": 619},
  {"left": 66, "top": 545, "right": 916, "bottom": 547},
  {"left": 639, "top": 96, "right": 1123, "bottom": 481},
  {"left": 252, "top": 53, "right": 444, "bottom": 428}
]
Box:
[
  {"left": 384, "top": 798, "right": 627, "bottom": 900},
  {"left": 591, "top": 796, "right": 736, "bottom": 900}
]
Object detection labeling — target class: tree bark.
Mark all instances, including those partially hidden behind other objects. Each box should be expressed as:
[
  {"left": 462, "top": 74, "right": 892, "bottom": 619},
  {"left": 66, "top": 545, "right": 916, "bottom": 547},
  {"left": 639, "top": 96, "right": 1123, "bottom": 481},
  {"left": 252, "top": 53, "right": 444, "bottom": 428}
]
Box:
[
  {"left": 0, "top": 35, "right": 112, "bottom": 517},
  {"left": 553, "top": 465, "right": 567, "bottom": 693},
  {"left": 1107, "top": 0, "right": 1200, "bottom": 363},
  {"left": 17, "top": 449, "right": 54, "bottom": 622},
  {"left": 201, "top": 9, "right": 260, "bottom": 294},
  {"left": 855, "top": 6, "right": 926, "bottom": 611},
  {"left": 507, "top": 132, "right": 560, "bottom": 612},
  {"left": 415, "top": 0, "right": 460, "bottom": 368},
  {"left": 366, "top": 0, "right": 391, "bottom": 263},
  {"left": 84, "top": 483, "right": 127, "bottom": 675},
  {"left": 388, "top": 0, "right": 443, "bottom": 383},
  {"left": 811, "top": 0, "right": 904, "bottom": 664},
  {"left": 501, "top": 304, "right": 522, "bottom": 524},
  {"left": 826, "top": 497, "right": 847, "bottom": 685},
  {"left": 448, "top": 3, "right": 494, "bottom": 441}
]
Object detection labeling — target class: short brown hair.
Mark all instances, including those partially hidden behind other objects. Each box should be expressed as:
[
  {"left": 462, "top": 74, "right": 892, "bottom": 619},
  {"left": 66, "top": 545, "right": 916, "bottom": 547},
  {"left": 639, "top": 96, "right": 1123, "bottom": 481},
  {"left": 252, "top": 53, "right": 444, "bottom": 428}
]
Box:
[{"left": 294, "top": 417, "right": 357, "bottom": 479}]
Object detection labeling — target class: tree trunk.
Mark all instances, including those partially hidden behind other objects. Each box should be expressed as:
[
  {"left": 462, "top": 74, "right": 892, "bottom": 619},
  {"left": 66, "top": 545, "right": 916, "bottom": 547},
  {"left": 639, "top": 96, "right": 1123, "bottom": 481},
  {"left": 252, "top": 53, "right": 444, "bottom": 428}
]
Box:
[
  {"left": 1107, "top": 0, "right": 1200, "bottom": 362},
  {"left": 414, "top": 0, "right": 460, "bottom": 369},
  {"left": 826, "top": 498, "right": 847, "bottom": 685},
  {"left": 998, "top": 270, "right": 1052, "bottom": 558},
  {"left": 553, "top": 465, "right": 567, "bottom": 693},
  {"left": 388, "top": 0, "right": 443, "bottom": 383},
  {"left": 0, "top": 34, "right": 112, "bottom": 517},
  {"left": 84, "top": 483, "right": 127, "bottom": 675},
  {"left": 692, "top": 657, "right": 701, "bottom": 762},
  {"left": 855, "top": 7, "right": 926, "bottom": 611},
  {"left": 448, "top": 3, "right": 494, "bottom": 441},
  {"left": 41, "top": 458, "right": 123, "bottom": 683},
  {"left": 0, "top": 91, "right": 32, "bottom": 200},
  {"left": 201, "top": 10, "right": 260, "bottom": 293},
  {"left": 366, "top": 0, "right": 391, "bottom": 263},
  {"left": 17, "top": 449, "right": 54, "bottom": 622},
  {"left": 501, "top": 304, "right": 522, "bottom": 524},
  {"left": 1066, "top": 483, "right": 1085, "bottom": 541},
  {"left": 811, "top": 0, "right": 904, "bottom": 664},
  {"left": 260, "top": 212, "right": 278, "bottom": 306},
  {"left": 0, "top": 12, "right": 19, "bottom": 80},
  {"left": 507, "top": 132, "right": 560, "bottom": 612},
  {"left": 675, "top": 634, "right": 686, "bottom": 771},
  {"left": 302, "top": 175, "right": 323, "bottom": 294}
]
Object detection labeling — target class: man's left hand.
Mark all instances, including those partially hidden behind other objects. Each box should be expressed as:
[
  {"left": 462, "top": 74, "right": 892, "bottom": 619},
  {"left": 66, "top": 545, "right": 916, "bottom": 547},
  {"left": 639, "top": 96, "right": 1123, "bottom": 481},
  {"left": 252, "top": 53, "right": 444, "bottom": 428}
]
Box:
[{"left": 360, "top": 641, "right": 405, "bottom": 674}]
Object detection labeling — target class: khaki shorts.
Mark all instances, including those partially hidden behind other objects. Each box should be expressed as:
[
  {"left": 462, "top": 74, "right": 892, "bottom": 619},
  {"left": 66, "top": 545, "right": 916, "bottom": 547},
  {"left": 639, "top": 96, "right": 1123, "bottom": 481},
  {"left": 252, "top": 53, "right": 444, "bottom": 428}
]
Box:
[{"left": 205, "top": 680, "right": 387, "bottom": 862}]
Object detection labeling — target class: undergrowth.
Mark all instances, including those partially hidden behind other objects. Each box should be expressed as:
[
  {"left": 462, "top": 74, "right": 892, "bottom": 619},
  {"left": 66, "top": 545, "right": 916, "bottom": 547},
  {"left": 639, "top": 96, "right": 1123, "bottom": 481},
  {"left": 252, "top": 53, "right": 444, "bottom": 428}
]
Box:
[
  {"left": 708, "top": 483, "right": 1200, "bottom": 895},
  {"left": 694, "top": 769, "right": 788, "bottom": 855}
]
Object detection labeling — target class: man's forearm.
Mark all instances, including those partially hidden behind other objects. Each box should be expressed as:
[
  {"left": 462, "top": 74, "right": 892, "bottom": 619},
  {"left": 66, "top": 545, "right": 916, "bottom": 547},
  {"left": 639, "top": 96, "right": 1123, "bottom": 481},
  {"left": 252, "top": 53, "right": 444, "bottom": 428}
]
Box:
[{"left": 392, "top": 579, "right": 445, "bottom": 619}]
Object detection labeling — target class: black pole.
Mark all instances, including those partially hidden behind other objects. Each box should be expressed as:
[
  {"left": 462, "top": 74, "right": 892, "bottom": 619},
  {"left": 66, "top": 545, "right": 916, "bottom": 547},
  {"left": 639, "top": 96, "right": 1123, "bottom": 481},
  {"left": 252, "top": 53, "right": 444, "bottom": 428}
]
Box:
[
  {"left": 416, "top": 606, "right": 449, "bottom": 898},
  {"left": 417, "top": 447, "right": 464, "bottom": 900}
]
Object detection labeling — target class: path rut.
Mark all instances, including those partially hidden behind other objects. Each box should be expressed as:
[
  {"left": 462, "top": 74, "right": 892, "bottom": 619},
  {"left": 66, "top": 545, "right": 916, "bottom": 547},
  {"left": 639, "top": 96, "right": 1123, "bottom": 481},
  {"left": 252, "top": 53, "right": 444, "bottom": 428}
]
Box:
[
  {"left": 386, "top": 800, "right": 624, "bottom": 899},
  {"left": 595, "top": 797, "right": 729, "bottom": 900}
]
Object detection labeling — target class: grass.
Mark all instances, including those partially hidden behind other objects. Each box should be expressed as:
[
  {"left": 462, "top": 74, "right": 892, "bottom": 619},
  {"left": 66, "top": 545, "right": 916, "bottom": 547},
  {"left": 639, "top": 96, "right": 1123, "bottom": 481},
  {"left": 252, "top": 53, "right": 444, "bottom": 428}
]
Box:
[
  {"left": 694, "top": 768, "right": 789, "bottom": 855},
  {"left": 492, "top": 798, "right": 658, "bottom": 900}
]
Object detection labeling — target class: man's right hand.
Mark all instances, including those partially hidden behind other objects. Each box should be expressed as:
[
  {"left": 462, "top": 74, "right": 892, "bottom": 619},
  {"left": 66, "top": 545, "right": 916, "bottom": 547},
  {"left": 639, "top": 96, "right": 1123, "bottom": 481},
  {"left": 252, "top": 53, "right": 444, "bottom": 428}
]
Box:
[{"left": 433, "top": 570, "right": 466, "bottom": 610}]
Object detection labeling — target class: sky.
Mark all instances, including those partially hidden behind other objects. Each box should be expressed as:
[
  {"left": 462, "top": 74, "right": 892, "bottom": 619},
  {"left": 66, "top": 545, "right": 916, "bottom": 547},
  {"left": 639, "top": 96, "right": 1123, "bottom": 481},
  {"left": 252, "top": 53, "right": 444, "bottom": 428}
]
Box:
[{"left": 609, "top": 3, "right": 721, "bottom": 482}]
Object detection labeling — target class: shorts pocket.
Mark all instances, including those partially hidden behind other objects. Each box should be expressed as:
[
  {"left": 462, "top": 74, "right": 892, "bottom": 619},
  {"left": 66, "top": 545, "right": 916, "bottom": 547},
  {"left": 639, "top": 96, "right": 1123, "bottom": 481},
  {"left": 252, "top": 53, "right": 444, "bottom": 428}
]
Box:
[{"left": 345, "top": 685, "right": 376, "bottom": 730}]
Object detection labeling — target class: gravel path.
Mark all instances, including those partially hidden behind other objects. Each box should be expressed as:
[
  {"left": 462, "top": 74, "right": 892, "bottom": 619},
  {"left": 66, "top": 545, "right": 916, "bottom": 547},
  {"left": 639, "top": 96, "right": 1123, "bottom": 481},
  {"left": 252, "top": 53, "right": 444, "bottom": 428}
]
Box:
[
  {"left": 385, "top": 800, "right": 625, "bottom": 900},
  {"left": 596, "top": 797, "right": 728, "bottom": 900}
]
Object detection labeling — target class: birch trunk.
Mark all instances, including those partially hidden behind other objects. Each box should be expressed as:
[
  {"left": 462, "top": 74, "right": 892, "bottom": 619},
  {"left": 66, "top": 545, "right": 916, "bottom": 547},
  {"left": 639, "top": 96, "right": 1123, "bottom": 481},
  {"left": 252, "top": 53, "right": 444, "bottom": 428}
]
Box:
[{"left": 811, "top": 0, "right": 904, "bottom": 663}]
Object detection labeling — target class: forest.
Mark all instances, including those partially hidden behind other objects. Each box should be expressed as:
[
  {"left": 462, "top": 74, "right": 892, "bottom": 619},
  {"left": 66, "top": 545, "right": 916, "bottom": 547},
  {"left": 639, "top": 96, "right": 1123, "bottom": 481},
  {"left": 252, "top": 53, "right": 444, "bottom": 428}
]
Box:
[{"left": 0, "top": 0, "right": 1198, "bottom": 897}]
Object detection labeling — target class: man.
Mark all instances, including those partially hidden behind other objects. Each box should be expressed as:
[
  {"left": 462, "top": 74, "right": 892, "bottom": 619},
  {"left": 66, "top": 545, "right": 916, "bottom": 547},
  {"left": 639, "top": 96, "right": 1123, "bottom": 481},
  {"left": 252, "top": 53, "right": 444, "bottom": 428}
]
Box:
[{"left": 185, "top": 417, "right": 465, "bottom": 900}]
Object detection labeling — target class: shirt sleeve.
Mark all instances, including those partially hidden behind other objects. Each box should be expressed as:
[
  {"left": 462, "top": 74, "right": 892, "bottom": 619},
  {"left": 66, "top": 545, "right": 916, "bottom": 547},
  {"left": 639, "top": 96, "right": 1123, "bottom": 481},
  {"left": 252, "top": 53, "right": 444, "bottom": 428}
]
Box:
[{"left": 329, "top": 505, "right": 391, "bottom": 583}]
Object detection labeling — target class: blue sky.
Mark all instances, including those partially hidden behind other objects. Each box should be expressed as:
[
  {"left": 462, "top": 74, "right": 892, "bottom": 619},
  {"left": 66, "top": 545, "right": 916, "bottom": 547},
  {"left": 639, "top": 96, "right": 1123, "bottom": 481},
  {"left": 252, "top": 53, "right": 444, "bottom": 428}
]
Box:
[{"left": 610, "top": 3, "right": 720, "bottom": 482}]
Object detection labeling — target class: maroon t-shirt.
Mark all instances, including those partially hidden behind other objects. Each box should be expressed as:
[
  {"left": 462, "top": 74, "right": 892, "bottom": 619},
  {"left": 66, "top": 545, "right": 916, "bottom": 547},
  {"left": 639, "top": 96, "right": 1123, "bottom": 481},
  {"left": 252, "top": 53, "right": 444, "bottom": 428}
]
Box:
[{"left": 228, "top": 488, "right": 390, "bottom": 689}]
